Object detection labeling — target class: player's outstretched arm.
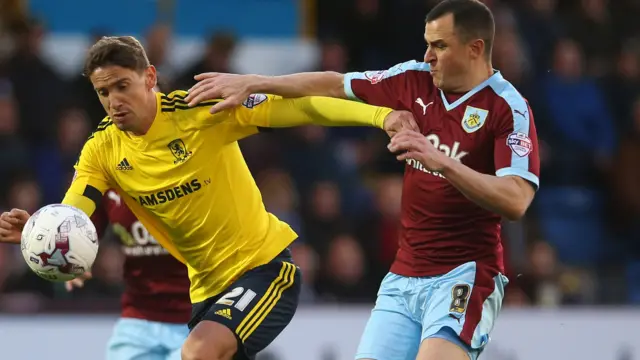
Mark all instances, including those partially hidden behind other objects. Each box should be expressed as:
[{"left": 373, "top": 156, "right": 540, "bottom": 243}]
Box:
[
  {"left": 234, "top": 96, "right": 418, "bottom": 137},
  {"left": 186, "top": 72, "right": 346, "bottom": 114}
]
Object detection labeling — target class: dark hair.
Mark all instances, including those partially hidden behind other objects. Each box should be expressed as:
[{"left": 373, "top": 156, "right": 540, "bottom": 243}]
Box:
[
  {"left": 426, "top": 0, "right": 495, "bottom": 57},
  {"left": 83, "top": 36, "right": 150, "bottom": 77}
]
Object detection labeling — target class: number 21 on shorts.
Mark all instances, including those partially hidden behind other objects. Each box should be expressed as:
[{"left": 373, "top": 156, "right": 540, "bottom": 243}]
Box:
[
  {"left": 449, "top": 284, "right": 471, "bottom": 314},
  {"left": 216, "top": 287, "right": 257, "bottom": 312}
]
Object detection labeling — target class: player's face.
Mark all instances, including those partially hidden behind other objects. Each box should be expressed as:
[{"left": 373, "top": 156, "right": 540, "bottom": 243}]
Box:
[
  {"left": 424, "top": 14, "right": 474, "bottom": 92},
  {"left": 90, "top": 65, "right": 157, "bottom": 133}
]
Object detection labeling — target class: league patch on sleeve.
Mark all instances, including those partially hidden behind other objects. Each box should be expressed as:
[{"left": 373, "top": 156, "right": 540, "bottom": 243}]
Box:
[
  {"left": 363, "top": 70, "right": 388, "bottom": 84},
  {"left": 242, "top": 93, "right": 268, "bottom": 109},
  {"left": 507, "top": 132, "right": 532, "bottom": 157}
]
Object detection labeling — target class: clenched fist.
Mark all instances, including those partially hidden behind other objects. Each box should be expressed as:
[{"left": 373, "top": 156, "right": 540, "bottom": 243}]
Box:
[{"left": 0, "top": 208, "right": 30, "bottom": 244}]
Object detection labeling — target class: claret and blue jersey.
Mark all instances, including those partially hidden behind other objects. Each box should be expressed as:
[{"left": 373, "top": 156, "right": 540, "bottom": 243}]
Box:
[{"left": 345, "top": 60, "right": 540, "bottom": 360}]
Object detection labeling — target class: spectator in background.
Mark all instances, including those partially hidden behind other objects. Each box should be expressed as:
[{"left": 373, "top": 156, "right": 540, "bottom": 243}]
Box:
[
  {"left": 302, "top": 181, "right": 350, "bottom": 255},
  {"left": 144, "top": 23, "right": 174, "bottom": 87},
  {"left": 258, "top": 168, "right": 304, "bottom": 237},
  {"left": 515, "top": 0, "right": 564, "bottom": 75},
  {"left": 316, "top": 233, "right": 376, "bottom": 303},
  {"left": 291, "top": 243, "right": 320, "bottom": 304},
  {"left": 341, "top": 0, "right": 388, "bottom": 70},
  {"left": 542, "top": 39, "right": 615, "bottom": 188},
  {"left": 492, "top": 24, "right": 535, "bottom": 99},
  {"left": 319, "top": 40, "right": 349, "bottom": 74},
  {"left": 173, "top": 31, "right": 237, "bottom": 89},
  {"left": 358, "top": 175, "right": 402, "bottom": 278},
  {"left": 5, "top": 173, "right": 42, "bottom": 215},
  {"left": 535, "top": 38, "right": 615, "bottom": 266},
  {"left": 567, "top": 0, "right": 619, "bottom": 77},
  {"left": 602, "top": 40, "right": 640, "bottom": 133},
  {"left": 7, "top": 17, "right": 64, "bottom": 142},
  {"left": 67, "top": 31, "right": 109, "bottom": 124},
  {"left": 0, "top": 243, "right": 51, "bottom": 313},
  {"left": 0, "top": 79, "right": 29, "bottom": 180},
  {"left": 613, "top": 96, "right": 640, "bottom": 251},
  {"left": 33, "top": 107, "right": 90, "bottom": 204}
]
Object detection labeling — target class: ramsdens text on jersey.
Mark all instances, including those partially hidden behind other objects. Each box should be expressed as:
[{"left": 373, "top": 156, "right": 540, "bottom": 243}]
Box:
[{"left": 135, "top": 178, "right": 203, "bottom": 207}]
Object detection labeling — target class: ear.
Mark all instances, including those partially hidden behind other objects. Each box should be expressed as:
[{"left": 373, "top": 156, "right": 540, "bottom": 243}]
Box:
[
  {"left": 145, "top": 65, "right": 158, "bottom": 90},
  {"left": 468, "top": 39, "right": 485, "bottom": 60}
]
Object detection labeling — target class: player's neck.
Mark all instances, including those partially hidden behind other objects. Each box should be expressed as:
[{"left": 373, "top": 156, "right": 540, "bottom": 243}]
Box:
[
  {"left": 131, "top": 93, "right": 158, "bottom": 136},
  {"left": 456, "top": 62, "right": 493, "bottom": 93}
]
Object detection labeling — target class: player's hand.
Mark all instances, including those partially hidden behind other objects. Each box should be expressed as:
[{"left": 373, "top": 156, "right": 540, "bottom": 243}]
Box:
[
  {"left": 387, "top": 130, "right": 451, "bottom": 172},
  {"left": 186, "top": 73, "right": 259, "bottom": 114},
  {"left": 0, "top": 208, "right": 31, "bottom": 244},
  {"left": 64, "top": 272, "right": 92, "bottom": 292},
  {"left": 383, "top": 110, "right": 420, "bottom": 138}
]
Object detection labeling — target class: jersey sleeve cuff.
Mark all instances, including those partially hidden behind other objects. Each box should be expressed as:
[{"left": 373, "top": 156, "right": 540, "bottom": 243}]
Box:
[
  {"left": 343, "top": 73, "right": 363, "bottom": 102},
  {"left": 496, "top": 167, "right": 539, "bottom": 190}
]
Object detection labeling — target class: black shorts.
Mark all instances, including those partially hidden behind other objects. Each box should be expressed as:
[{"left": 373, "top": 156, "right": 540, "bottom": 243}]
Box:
[{"left": 188, "top": 249, "right": 301, "bottom": 360}]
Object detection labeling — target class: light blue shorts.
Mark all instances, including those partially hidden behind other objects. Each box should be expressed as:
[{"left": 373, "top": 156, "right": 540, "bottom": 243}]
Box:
[
  {"left": 356, "top": 261, "right": 508, "bottom": 360},
  {"left": 107, "top": 318, "right": 189, "bottom": 360}
]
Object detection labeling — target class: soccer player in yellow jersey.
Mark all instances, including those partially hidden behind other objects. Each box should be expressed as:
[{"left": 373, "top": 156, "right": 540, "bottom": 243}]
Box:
[{"left": 0, "top": 36, "right": 418, "bottom": 360}]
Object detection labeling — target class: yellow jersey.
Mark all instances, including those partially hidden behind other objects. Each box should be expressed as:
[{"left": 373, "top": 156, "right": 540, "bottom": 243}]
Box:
[{"left": 63, "top": 91, "right": 391, "bottom": 302}]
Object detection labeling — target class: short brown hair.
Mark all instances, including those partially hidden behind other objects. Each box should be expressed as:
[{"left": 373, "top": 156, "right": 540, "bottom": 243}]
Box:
[
  {"left": 426, "top": 0, "right": 495, "bottom": 57},
  {"left": 83, "top": 36, "right": 150, "bottom": 77}
]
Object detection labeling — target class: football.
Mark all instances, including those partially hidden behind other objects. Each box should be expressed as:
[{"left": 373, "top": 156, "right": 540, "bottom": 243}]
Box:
[{"left": 20, "top": 204, "right": 99, "bottom": 282}]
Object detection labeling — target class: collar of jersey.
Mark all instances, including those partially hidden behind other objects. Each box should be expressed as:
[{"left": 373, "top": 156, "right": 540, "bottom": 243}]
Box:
[
  {"left": 439, "top": 70, "right": 503, "bottom": 111},
  {"left": 126, "top": 92, "right": 165, "bottom": 147}
]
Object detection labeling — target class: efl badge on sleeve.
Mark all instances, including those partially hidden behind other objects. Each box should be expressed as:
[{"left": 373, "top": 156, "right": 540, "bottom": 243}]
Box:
[
  {"left": 242, "top": 94, "right": 268, "bottom": 109},
  {"left": 461, "top": 106, "right": 488, "bottom": 133},
  {"left": 507, "top": 132, "right": 533, "bottom": 157},
  {"left": 363, "top": 70, "right": 388, "bottom": 84}
]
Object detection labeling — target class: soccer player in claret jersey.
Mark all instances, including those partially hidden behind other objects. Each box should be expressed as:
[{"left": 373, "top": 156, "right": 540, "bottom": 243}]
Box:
[
  {"left": 0, "top": 36, "right": 417, "bottom": 360},
  {"left": 186, "top": 1, "right": 540, "bottom": 359},
  {"left": 65, "top": 189, "right": 190, "bottom": 360}
]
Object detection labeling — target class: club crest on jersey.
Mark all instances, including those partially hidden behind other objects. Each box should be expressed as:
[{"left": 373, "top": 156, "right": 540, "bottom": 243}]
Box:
[
  {"left": 507, "top": 132, "right": 533, "bottom": 157},
  {"left": 461, "top": 106, "right": 488, "bottom": 133},
  {"left": 364, "top": 70, "right": 388, "bottom": 84},
  {"left": 167, "top": 138, "right": 192, "bottom": 164},
  {"left": 242, "top": 93, "right": 268, "bottom": 109}
]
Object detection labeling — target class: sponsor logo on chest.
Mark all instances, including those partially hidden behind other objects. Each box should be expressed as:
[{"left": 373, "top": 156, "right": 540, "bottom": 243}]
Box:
[{"left": 406, "top": 134, "right": 468, "bottom": 179}]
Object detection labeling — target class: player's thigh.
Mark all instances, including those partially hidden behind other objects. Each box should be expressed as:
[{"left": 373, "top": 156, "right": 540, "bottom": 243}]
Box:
[
  {"left": 183, "top": 321, "right": 238, "bottom": 360},
  {"left": 107, "top": 318, "right": 164, "bottom": 360},
  {"left": 421, "top": 262, "right": 508, "bottom": 360},
  {"left": 417, "top": 334, "right": 471, "bottom": 360},
  {"left": 185, "top": 252, "right": 301, "bottom": 360},
  {"left": 356, "top": 273, "right": 421, "bottom": 360}
]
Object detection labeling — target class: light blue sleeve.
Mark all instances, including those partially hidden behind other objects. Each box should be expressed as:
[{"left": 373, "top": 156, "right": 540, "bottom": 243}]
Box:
[
  {"left": 489, "top": 77, "right": 540, "bottom": 189},
  {"left": 343, "top": 61, "right": 431, "bottom": 102}
]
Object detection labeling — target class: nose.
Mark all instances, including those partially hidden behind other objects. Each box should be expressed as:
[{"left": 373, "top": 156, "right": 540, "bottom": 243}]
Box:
[
  {"left": 424, "top": 47, "right": 436, "bottom": 64},
  {"left": 109, "top": 94, "right": 124, "bottom": 111}
]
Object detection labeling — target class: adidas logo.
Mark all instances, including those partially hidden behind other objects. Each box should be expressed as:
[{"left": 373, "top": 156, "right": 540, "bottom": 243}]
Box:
[
  {"left": 116, "top": 158, "right": 133, "bottom": 171},
  {"left": 214, "top": 308, "right": 232, "bottom": 320}
]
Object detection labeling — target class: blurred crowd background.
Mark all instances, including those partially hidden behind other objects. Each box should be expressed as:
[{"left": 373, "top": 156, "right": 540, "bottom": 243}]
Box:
[{"left": 0, "top": 0, "right": 639, "bottom": 313}]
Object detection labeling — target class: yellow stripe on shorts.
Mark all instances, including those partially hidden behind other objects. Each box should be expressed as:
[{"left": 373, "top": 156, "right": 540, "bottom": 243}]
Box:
[{"left": 236, "top": 262, "right": 296, "bottom": 342}]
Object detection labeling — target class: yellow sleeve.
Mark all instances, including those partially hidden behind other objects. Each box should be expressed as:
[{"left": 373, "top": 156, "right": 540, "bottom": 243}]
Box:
[
  {"left": 63, "top": 134, "right": 111, "bottom": 217},
  {"left": 198, "top": 94, "right": 391, "bottom": 143},
  {"left": 232, "top": 94, "right": 391, "bottom": 129}
]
